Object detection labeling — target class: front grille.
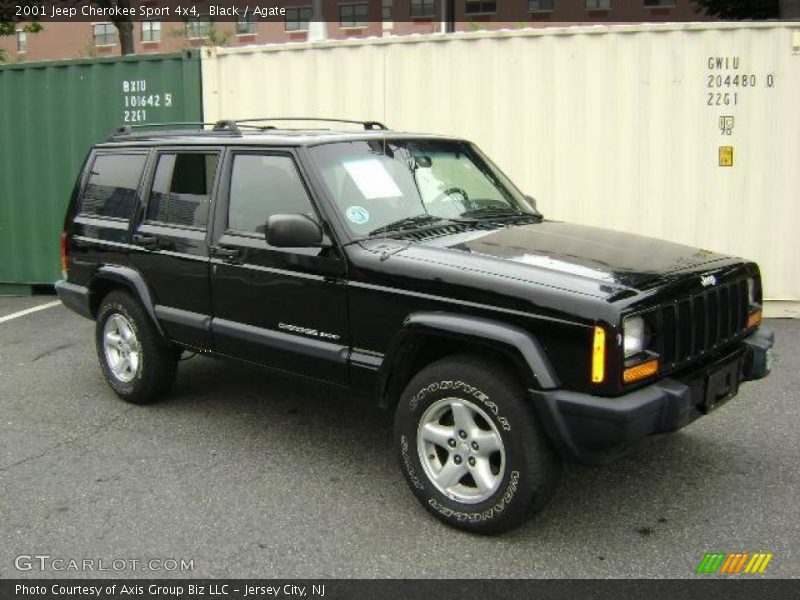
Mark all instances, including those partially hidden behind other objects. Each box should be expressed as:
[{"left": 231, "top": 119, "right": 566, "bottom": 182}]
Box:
[{"left": 657, "top": 279, "right": 749, "bottom": 368}]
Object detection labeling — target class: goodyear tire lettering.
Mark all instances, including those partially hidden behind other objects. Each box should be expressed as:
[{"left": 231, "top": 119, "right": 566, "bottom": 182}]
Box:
[{"left": 410, "top": 380, "right": 511, "bottom": 432}]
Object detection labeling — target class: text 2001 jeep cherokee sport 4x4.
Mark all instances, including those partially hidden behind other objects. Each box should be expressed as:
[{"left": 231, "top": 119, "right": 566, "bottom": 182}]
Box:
[{"left": 57, "top": 119, "right": 774, "bottom": 534}]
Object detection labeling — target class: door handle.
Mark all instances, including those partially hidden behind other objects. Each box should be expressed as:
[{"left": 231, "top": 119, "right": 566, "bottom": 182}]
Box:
[
  {"left": 132, "top": 234, "right": 158, "bottom": 250},
  {"left": 210, "top": 246, "right": 241, "bottom": 263}
]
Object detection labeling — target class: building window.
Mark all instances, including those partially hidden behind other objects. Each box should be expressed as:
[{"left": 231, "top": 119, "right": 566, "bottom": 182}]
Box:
[
  {"left": 340, "top": 3, "right": 369, "bottom": 27},
  {"left": 185, "top": 16, "right": 211, "bottom": 39},
  {"left": 286, "top": 7, "right": 313, "bottom": 31},
  {"left": 236, "top": 16, "right": 257, "bottom": 34},
  {"left": 93, "top": 23, "right": 117, "bottom": 46},
  {"left": 644, "top": 0, "right": 676, "bottom": 6},
  {"left": 465, "top": 1, "right": 497, "bottom": 14},
  {"left": 16, "top": 30, "right": 27, "bottom": 53},
  {"left": 141, "top": 21, "right": 161, "bottom": 42},
  {"left": 410, "top": 0, "right": 435, "bottom": 17},
  {"left": 585, "top": 0, "right": 611, "bottom": 8},
  {"left": 529, "top": 0, "right": 554, "bottom": 11}
]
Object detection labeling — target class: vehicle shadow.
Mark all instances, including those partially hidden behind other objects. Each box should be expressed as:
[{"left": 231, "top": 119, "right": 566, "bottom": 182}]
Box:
[{"left": 162, "top": 354, "right": 750, "bottom": 541}]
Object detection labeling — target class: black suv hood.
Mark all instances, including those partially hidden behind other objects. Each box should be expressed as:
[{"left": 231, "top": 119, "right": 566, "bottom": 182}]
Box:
[{"left": 379, "top": 221, "right": 737, "bottom": 295}]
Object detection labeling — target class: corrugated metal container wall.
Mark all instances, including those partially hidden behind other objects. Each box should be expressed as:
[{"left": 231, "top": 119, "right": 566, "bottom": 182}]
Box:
[
  {"left": 201, "top": 23, "right": 800, "bottom": 317},
  {"left": 0, "top": 51, "right": 203, "bottom": 293}
]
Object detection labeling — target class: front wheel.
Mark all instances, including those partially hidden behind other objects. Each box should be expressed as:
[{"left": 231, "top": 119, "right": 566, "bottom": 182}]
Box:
[{"left": 394, "top": 354, "right": 560, "bottom": 534}]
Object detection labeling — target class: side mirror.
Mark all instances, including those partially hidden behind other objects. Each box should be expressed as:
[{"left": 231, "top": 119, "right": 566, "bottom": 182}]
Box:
[
  {"left": 266, "top": 214, "right": 325, "bottom": 248},
  {"left": 525, "top": 195, "right": 538, "bottom": 212}
]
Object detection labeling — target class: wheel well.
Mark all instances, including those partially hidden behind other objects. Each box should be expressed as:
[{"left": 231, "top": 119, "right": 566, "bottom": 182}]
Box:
[
  {"left": 88, "top": 277, "right": 136, "bottom": 318},
  {"left": 381, "top": 333, "right": 534, "bottom": 410}
]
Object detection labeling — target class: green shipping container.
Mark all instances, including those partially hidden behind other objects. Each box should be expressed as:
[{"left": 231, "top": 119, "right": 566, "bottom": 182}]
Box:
[{"left": 0, "top": 51, "right": 203, "bottom": 294}]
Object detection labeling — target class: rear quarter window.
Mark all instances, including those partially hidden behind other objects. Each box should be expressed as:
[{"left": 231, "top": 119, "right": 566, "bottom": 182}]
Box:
[{"left": 79, "top": 153, "right": 147, "bottom": 220}]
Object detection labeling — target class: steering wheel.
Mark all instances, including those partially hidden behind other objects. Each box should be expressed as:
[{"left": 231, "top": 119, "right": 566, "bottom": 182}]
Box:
[{"left": 431, "top": 187, "right": 474, "bottom": 212}]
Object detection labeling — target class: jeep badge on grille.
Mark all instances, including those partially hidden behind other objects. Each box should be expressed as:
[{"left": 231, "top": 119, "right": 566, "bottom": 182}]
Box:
[{"left": 700, "top": 274, "right": 718, "bottom": 287}]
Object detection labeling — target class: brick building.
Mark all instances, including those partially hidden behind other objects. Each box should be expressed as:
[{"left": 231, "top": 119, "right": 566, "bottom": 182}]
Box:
[{"left": 2, "top": 1, "right": 709, "bottom": 63}]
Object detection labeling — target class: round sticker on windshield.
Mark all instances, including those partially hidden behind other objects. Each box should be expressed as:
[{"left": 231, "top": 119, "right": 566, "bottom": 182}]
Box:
[{"left": 346, "top": 206, "right": 370, "bottom": 225}]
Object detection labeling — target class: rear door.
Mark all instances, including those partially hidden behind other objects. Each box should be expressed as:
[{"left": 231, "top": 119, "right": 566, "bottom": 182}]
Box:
[
  {"left": 209, "top": 148, "right": 349, "bottom": 384},
  {"left": 129, "top": 147, "right": 222, "bottom": 349}
]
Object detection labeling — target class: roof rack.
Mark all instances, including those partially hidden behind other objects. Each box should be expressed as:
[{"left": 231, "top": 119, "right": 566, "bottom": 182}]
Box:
[
  {"left": 232, "top": 117, "right": 388, "bottom": 131},
  {"left": 109, "top": 117, "right": 389, "bottom": 141},
  {"left": 111, "top": 120, "right": 244, "bottom": 139}
]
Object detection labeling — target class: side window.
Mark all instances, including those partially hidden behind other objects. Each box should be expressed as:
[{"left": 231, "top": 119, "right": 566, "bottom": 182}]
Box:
[
  {"left": 145, "top": 152, "right": 218, "bottom": 228},
  {"left": 228, "top": 155, "right": 315, "bottom": 235},
  {"left": 79, "top": 153, "right": 147, "bottom": 219}
]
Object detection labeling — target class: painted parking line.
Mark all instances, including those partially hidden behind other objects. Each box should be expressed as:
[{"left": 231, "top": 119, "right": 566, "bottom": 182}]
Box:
[{"left": 0, "top": 301, "right": 62, "bottom": 324}]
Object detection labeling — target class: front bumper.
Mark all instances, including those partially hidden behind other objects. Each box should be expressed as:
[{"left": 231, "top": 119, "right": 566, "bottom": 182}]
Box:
[{"left": 530, "top": 328, "right": 774, "bottom": 465}]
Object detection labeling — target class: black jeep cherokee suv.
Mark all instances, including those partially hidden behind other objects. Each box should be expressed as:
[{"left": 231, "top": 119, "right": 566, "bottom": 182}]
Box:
[{"left": 57, "top": 119, "right": 773, "bottom": 534}]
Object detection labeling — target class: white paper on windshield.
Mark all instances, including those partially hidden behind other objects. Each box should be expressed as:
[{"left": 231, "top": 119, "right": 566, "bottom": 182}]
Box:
[{"left": 343, "top": 158, "right": 402, "bottom": 199}]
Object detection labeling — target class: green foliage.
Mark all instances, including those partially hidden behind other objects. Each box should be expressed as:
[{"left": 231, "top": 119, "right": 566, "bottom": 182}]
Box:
[
  {"left": 168, "top": 23, "right": 233, "bottom": 48},
  {"left": 1, "top": 1, "right": 135, "bottom": 60},
  {"left": 1, "top": 0, "right": 42, "bottom": 34},
  {"left": 205, "top": 25, "right": 232, "bottom": 47},
  {"left": 1, "top": 15, "right": 42, "bottom": 62},
  {"left": 0, "top": 22, "right": 42, "bottom": 35},
  {"left": 691, "top": 0, "right": 780, "bottom": 19}
]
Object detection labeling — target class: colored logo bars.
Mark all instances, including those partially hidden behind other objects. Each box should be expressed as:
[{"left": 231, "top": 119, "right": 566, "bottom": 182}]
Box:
[{"left": 696, "top": 552, "right": 774, "bottom": 574}]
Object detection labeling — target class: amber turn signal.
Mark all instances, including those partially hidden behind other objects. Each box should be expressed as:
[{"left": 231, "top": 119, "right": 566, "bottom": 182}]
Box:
[
  {"left": 623, "top": 359, "right": 659, "bottom": 384},
  {"left": 747, "top": 310, "right": 762, "bottom": 328},
  {"left": 591, "top": 326, "right": 605, "bottom": 383}
]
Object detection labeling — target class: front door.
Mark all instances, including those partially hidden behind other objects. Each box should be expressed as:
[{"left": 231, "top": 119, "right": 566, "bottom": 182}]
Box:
[
  {"left": 209, "top": 149, "right": 349, "bottom": 385},
  {"left": 129, "top": 148, "right": 221, "bottom": 350}
]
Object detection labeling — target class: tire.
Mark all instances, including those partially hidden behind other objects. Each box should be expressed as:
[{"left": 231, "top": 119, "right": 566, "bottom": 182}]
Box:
[
  {"left": 95, "top": 290, "right": 178, "bottom": 405},
  {"left": 394, "top": 354, "right": 561, "bottom": 534}
]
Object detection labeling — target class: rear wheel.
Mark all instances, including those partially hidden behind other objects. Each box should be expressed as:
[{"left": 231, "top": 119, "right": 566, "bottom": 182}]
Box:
[
  {"left": 394, "top": 354, "right": 560, "bottom": 534},
  {"left": 95, "top": 291, "right": 178, "bottom": 404}
]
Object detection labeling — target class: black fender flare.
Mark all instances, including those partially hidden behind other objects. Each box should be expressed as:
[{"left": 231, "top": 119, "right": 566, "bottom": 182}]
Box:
[
  {"left": 377, "top": 311, "right": 560, "bottom": 407},
  {"left": 90, "top": 265, "right": 165, "bottom": 337}
]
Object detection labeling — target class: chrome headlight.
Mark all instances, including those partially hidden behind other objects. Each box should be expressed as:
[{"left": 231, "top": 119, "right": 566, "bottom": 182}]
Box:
[{"left": 623, "top": 316, "right": 647, "bottom": 359}]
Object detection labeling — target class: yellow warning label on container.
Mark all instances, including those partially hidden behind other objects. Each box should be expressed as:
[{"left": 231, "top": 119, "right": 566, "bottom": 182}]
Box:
[{"left": 719, "top": 146, "right": 734, "bottom": 167}]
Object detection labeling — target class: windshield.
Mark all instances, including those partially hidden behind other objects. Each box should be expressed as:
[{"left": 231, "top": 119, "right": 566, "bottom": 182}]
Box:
[{"left": 309, "top": 139, "right": 537, "bottom": 237}]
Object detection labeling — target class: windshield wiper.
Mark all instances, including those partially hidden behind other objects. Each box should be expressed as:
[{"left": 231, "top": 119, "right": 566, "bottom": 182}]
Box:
[
  {"left": 458, "top": 206, "right": 542, "bottom": 221},
  {"left": 368, "top": 214, "right": 448, "bottom": 236}
]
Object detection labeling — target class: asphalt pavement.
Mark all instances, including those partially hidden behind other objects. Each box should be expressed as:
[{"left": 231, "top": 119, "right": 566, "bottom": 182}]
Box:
[{"left": 1, "top": 296, "right": 797, "bottom": 579}]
